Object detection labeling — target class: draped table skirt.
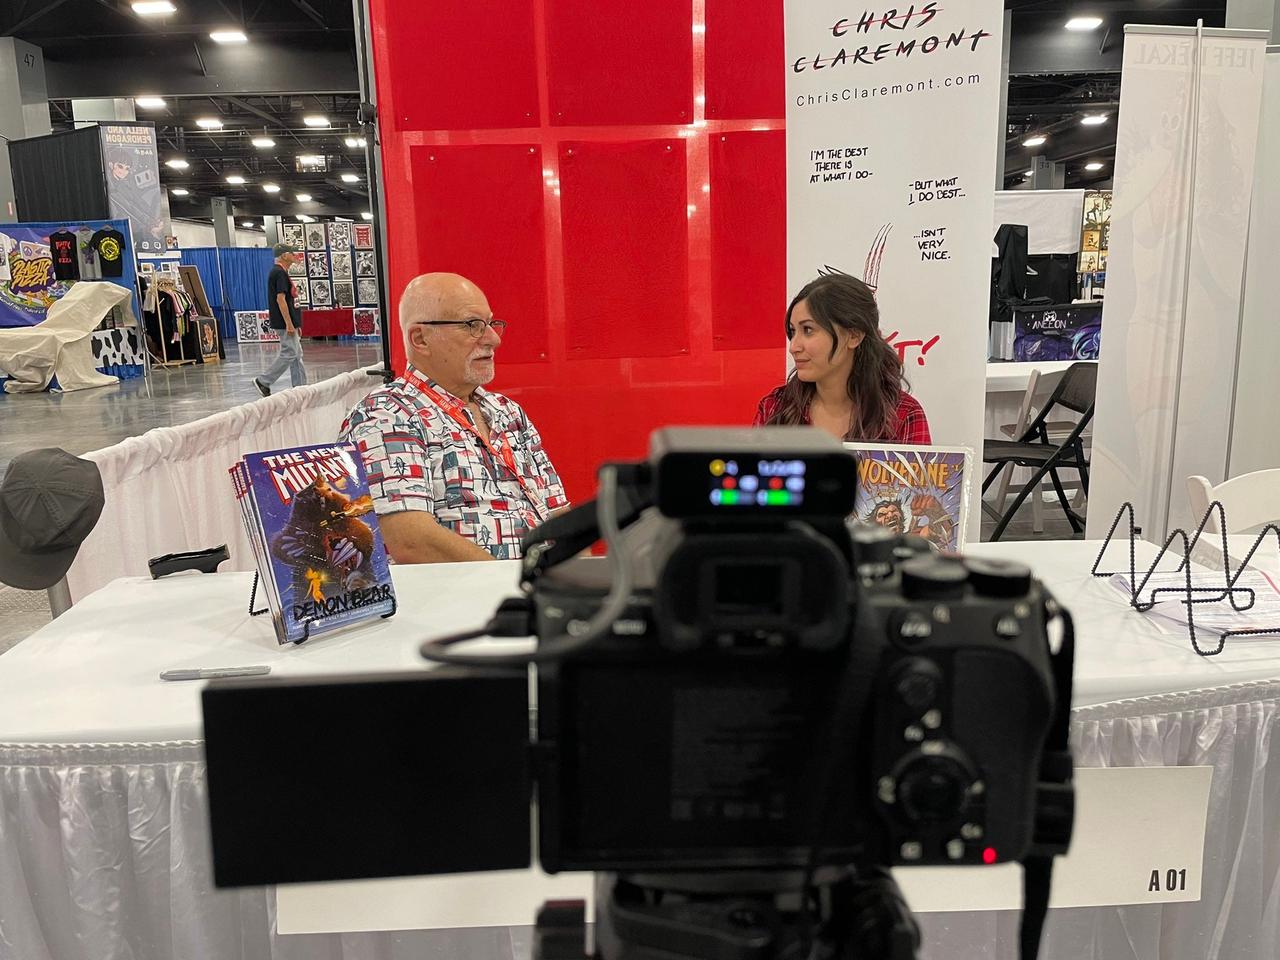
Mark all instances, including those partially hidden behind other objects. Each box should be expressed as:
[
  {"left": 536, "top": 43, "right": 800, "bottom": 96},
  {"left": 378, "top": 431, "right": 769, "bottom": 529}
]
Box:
[{"left": 3, "top": 679, "right": 1277, "bottom": 960}]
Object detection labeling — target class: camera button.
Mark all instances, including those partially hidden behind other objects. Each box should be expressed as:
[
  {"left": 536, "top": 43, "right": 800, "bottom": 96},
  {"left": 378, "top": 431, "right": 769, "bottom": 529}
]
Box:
[
  {"left": 961, "top": 823, "right": 984, "bottom": 840},
  {"left": 895, "top": 611, "right": 933, "bottom": 644},
  {"left": 922, "top": 709, "right": 942, "bottom": 729},
  {"left": 946, "top": 839, "right": 966, "bottom": 861},
  {"left": 994, "top": 614, "right": 1021, "bottom": 639},
  {"left": 904, "top": 725, "right": 925, "bottom": 742},
  {"left": 900, "top": 841, "right": 923, "bottom": 861}
]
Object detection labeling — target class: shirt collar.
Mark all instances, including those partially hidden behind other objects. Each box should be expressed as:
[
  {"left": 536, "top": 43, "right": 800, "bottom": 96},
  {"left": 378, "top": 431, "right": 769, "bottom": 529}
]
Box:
[{"left": 404, "top": 365, "right": 500, "bottom": 416}]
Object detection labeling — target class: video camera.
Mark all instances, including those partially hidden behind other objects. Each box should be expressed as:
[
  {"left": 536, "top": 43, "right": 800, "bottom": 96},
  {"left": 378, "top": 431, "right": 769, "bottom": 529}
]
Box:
[{"left": 202, "top": 427, "right": 1074, "bottom": 960}]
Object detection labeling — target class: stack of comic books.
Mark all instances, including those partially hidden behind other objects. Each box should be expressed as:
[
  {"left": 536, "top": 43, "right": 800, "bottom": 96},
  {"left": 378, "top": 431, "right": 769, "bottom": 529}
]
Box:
[{"left": 229, "top": 443, "right": 395, "bottom": 644}]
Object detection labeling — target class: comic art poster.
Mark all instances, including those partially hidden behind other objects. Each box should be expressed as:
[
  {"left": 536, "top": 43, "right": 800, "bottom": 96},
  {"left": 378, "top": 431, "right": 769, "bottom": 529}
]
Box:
[
  {"left": 845, "top": 443, "right": 972, "bottom": 551},
  {"left": 100, "top": 123, "right": 168, "bottom": 253},
  {"left": 233, "top": 444, "right": 395, "bottom": 644}
]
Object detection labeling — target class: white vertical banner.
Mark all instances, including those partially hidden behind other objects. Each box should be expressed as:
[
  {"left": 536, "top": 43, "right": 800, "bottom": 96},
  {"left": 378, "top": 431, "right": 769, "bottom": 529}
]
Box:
[
  {"left": 784, "top": 2, "right": 1005, "bottom": 540},
  {"left": 1087, "top": 26, "right": 1267, "bottom": 541},
  {"left": 1229, "top": 48, "right": 1280, "bottom": 478}
]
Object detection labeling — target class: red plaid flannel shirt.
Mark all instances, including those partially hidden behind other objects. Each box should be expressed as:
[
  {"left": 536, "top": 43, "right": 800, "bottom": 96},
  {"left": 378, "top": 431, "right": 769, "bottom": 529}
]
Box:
[{"left": 752, "top": 387, "right": 932, "bottom": 444}]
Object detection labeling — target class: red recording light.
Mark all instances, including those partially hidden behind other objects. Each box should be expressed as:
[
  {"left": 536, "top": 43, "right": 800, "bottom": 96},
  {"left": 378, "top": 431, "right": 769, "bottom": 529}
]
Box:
[
  {"left": 982, "top": 847, "right": 998, "bottom": 865},
  {"left": 722, "top": 477, "right": 737, "bottom": 490},
  {"left": 769, "top": 477, "right": 784, "bottom": 490}
]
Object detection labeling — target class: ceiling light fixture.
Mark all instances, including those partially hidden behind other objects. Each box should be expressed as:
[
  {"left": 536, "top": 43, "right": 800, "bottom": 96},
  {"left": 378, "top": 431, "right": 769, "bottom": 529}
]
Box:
[
  {"left": 241, "top": 221, "right": 255, "bottom": 228},
  {"left": 298, "top": 214, "right": 316, "bottom": 223},
  {"left": 262, "top": 183, "right": 280, "bottom": 193},
  {"left": 196, "top": 117, "right": 223, "bottom": 129},
  {"left": 251, "top": 136, "right": 275, "bottom": 148},
  {"left": 303, "top": 115, "right": 329, "bottom": 127},
  {"left": 1023, "top": 135, "right": 1047, "bottom": 148},
  {"left": 360, "top": 211, "right": 373, "bottom": 220},
  {"left": 164, "top": 158, "right": 189, "bottom": 169},
  {"left": 225, "top": 174, "right": 246, "bottom": 185},
  {"left": 1024, "top": 170, "right": 1034, "bottom": 177},
  {"left": 132, "top": 1, "right": 176, "bottom": 15},
  {"left": 295, "top": 193, "right": 312, "bottom": 202},
  {"left": 170, "top": 187, "right": 189, "bottom": 196},
  {"left": 209, "top": 30, "right": 247, "bottom": 44},
  {"left": 340, "top": 173, "right": 360, "bottom": 183},
  {"left": 1085, "top": 161, "right": 1105, "bottom": 171},
  {"left": 1081, "top": 114, "right": 1109, "bottom": 126},
  {"left": 344, "top": 136, "right": 359, "bottom": 148},
  {"left": 296, "top": 154, "right": 324, "bottom": 166},
  {"left": 1065, "top": 16, "right": 1103, "bottom": 31},
  {"left": 135, "top": 96, "right": 167, "bottom": 109},
  {"left": 358, "top": 136, "right": 367, "bottom": 147}
]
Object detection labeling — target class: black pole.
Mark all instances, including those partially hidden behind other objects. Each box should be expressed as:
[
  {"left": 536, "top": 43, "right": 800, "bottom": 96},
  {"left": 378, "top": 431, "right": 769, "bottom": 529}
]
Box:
[{"left": 352, "top": 0, "right": 393, "bottom": 381}]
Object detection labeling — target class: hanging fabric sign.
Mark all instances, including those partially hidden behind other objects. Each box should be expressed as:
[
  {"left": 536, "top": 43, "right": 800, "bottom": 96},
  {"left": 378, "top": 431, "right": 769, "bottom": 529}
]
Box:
[{"left": 784, "top": 0, "right": 1004, "bottom": 538}]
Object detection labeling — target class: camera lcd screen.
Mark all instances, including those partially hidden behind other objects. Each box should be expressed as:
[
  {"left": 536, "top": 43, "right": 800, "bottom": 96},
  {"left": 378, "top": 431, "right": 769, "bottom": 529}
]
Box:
[{"left": 541, "top": 658, "right": 863, "bottom": 871}]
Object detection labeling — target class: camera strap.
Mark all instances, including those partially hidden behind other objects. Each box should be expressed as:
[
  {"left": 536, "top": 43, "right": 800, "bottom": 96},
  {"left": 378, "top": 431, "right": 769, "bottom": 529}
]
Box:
[{"left": 1020, "top": 594, "right": 1076, "bottom": 960}]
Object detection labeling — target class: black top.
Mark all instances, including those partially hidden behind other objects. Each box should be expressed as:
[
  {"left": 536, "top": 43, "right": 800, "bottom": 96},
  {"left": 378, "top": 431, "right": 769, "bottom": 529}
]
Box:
[
  {"left": 49, "top": 230, "right": 80, "bottom": 281},
  {"left": 88, "top": 227, "right": 126, "bottom": 277},
  {"left": 267, "top": 263, "right": 302, "bottom": 330}
]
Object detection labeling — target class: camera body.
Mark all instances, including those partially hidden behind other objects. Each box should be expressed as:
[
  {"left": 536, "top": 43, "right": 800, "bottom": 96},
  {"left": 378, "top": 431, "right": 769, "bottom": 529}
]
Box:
[{"left": 529, "top": 428, "right": 1059, "bottom": 875}]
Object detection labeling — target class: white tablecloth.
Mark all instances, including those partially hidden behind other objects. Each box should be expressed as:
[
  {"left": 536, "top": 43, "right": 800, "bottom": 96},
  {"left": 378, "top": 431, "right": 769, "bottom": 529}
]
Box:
[{"left": 2, "top": 541, "right": 1279, "bottom": 959}]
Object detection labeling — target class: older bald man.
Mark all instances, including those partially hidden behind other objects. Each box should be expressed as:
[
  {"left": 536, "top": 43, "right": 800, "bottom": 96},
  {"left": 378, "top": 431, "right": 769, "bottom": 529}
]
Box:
[{"left": 338, "top": 273, "right": 567, "bottom": 562}]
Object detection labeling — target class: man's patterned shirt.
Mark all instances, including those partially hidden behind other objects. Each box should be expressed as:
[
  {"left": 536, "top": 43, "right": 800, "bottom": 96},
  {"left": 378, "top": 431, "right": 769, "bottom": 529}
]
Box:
[{"left": 338, "top": 367, "right": 568, "bottom": 559}]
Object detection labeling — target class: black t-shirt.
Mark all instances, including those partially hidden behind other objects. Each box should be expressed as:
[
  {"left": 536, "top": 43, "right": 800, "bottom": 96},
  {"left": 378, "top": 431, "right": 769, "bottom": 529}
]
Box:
[
  {"left": 49, "top": 230, "right": 80, "bottom": 281},
  {"left": 267, "top": 263, "right": 302, "bottom": 330},
  {"left": 89, "top": 227, "right": 126, "bottom": 277}
]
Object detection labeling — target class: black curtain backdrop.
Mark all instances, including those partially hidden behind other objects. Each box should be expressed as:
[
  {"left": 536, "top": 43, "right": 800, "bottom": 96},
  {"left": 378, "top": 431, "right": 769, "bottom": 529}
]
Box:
[{"left": 8, "top": 127, "right": 110, "bottom": 224}]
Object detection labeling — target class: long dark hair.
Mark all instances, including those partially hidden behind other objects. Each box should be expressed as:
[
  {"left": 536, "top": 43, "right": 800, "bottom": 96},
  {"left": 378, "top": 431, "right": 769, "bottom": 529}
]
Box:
[{"left": 764, "top": 271, "right": 906, "bottom": 440}]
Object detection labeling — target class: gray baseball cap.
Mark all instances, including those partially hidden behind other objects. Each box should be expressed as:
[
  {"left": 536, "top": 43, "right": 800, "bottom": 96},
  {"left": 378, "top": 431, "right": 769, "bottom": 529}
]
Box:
[
  {"left": 272, "top": 242, "right": 300, "bottom": 257},
  {"left": 0, "top": 449, "right": 104, "bottom": 590}
]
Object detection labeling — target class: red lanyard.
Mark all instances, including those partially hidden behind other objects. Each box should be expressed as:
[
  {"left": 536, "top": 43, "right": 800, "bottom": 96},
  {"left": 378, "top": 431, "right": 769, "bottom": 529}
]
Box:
[{"left": 405, "top": 369, "right": 543, "bottom": 514}]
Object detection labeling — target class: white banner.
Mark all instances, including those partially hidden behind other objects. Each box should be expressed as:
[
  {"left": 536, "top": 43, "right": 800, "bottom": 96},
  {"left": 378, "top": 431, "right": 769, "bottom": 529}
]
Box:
[
  {"left": 1230, "top": 48, "right": 1280, "bottom": 478},
  {"left": 1087, "top": 26, "right": 1267, "bottom": 541},
  {"left": 785, "top": 1, "right": 1004, "bottom": 538}
]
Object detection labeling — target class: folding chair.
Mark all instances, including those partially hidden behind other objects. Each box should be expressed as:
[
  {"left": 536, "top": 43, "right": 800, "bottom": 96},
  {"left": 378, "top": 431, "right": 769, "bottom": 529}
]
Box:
[{"left": 981, "top": 362, "right": 1096, "bottom": 541}]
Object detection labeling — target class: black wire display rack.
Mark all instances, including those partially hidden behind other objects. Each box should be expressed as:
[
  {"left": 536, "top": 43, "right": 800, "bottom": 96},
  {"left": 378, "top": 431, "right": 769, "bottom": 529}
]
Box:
[{"left": 1091, "top": 501, "right": 1280, "bottom": 656}]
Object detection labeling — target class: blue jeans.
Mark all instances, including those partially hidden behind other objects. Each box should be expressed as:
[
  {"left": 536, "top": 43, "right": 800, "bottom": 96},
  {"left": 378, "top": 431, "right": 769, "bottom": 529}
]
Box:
[{"left": 259, "top": 331, "right": 306, "bottom": 388}]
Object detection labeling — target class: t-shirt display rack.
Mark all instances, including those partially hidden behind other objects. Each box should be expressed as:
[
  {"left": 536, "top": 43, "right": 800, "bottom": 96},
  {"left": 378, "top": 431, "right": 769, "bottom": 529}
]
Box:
[
  {"left": 0, "top": 217, "right": 149, "bottom": 386},
  {"left": 142, "top": 266, "right": 198, "bottom": 368}
]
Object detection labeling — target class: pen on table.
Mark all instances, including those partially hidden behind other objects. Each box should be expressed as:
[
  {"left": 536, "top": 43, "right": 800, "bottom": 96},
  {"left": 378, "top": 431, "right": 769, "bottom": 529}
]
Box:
[{"left": 159, "top": 666, "right": 272, "bottom": 682}]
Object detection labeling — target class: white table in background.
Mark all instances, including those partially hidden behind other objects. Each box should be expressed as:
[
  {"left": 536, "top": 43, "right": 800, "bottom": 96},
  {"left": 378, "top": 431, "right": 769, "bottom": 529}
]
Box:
[{"left": 1, "top": 540, "right": 1278, "bottom": 960}]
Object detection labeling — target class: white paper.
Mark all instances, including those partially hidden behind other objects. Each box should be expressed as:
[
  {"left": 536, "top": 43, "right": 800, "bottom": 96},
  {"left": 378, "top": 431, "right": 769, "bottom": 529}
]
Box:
[
  {"left": 895, "top": 765, "right": 1212, "bottom": 911},
  {"left": 277, "top": 767, "right": 1211, "bottom": 934}
]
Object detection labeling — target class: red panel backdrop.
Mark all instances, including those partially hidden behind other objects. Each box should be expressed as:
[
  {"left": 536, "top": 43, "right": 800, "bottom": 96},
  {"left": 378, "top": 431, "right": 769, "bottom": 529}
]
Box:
[{"left": 369, "top": 0, "right": 787, "bottom": 502}]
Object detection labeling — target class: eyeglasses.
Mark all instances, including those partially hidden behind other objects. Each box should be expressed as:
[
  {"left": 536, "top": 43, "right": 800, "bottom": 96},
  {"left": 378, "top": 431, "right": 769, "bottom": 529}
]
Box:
[{"left": 417, "top": 318, "right": 508, "bottom": 338}]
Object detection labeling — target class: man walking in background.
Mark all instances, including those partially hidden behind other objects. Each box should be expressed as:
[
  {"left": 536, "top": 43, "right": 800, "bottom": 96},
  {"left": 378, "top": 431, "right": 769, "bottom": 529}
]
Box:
[{"left": 253, "top": 243, "right": 306, "bottom": 396}]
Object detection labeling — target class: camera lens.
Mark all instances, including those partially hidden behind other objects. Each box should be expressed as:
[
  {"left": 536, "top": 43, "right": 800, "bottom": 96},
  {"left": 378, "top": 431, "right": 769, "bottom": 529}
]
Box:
[{"left": 896, "top": 756, "right": 971, "bottom": 822}]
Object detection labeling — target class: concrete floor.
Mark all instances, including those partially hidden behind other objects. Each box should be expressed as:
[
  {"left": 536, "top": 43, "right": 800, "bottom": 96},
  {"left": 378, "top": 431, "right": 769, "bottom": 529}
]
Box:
[{"left": 0, "top": 339, "right": 384, "bottom": 477}]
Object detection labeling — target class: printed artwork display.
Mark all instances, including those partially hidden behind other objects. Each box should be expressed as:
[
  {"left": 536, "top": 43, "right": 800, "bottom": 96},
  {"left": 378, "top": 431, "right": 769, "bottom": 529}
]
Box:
[
  {"left": 356, "top": 278, "right": 379, "bottom": 304},
  {"left": 309, "top": 279, "right": 332, "bottom": 307},
  {"left": 287, "top": 257, "right": 306, "bottom": 278},
  {"left": 234, "top": 310, "right": 280, "bottom": 343},
  {"left": 326, "top": 220, "right": 352, "bottom": 250},
  {"left": 352, "top": 307, "right": 379, "bottom": 338},
  {"left": 306, "top": 252, "right": 329, "bottom": 277},
  {"left": 333, "top": 280, "right": 355, "bottom": 308},
  {"left": 355, "top": 250, "right": 377, "bottom": 277},
  {"left": 330, "top": 250, "right": 352, "bottom": 280},
  {"left": 294, "top": 281, "right": 309, "bottom": 306},
  {"left": 305, "top": 223, "right": 327, "bottom": 251},
  {"left": 281, "top": 223, "right": 305, "bottom": 250},
  {"left": 352, "top": 223, "right": 374, "bottom": 248},
  {"left": 844, "top": 444, "right": 972, "bottom": 552}
]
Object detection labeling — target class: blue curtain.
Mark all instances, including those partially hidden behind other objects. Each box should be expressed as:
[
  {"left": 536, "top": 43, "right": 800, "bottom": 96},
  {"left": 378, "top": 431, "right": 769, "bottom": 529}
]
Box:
[{"left": 179, "top": 247, "right": 274, "bottom": 340}]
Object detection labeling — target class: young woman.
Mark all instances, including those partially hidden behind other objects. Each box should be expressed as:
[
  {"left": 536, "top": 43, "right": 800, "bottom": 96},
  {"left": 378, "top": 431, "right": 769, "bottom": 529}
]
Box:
[{"left": 753, "top": 272, "right": 931, "bottom": 444}]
